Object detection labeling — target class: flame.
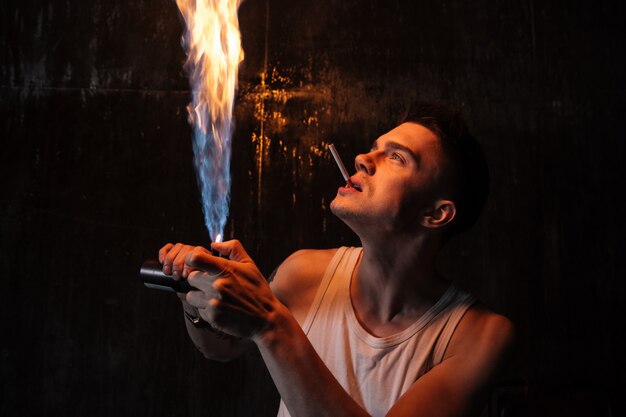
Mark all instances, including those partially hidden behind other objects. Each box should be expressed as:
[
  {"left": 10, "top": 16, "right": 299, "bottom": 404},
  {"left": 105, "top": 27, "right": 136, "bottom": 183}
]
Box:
[{"left": 176, "top": 0, "right": 244, "bottom": 243}]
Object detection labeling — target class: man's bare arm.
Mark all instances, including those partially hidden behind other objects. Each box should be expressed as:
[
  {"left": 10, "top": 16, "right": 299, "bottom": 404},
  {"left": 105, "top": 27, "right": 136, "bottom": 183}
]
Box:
[
  {"left": 256, "top": 308, "right": 370, "bottom": 417},
  {"left": 387, "top": 307, "right": 516, "bottom": 416}
]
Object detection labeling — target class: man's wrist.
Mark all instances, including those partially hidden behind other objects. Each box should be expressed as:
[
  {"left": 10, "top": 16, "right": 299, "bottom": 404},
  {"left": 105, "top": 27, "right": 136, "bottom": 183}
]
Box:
[
  {"left": 252, "top": 304, "right": 295, "bottom": 347},
  {"left": 183, "top": 310, "right": 210, "bottom": 328},
  {"left": 182, "top": 309, "right": 243, "bottom": 341}
]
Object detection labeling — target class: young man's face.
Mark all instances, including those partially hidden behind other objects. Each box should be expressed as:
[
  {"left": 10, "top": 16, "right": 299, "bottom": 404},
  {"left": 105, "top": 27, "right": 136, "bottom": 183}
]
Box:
[{"left": 330, "top": 122, "right": 451, "bottom": 235}]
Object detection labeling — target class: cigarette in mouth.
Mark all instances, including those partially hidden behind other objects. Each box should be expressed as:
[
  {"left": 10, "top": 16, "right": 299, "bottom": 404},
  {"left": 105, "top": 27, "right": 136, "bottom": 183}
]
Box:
[{"left": 329, "top": 144, "right": 354, "bottom": 188}]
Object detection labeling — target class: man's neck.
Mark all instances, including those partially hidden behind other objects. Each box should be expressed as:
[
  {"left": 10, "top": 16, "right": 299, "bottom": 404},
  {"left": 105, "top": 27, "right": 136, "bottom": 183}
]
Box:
[{"left": 352, "top": 232, "right": 450, "bottom": 328}]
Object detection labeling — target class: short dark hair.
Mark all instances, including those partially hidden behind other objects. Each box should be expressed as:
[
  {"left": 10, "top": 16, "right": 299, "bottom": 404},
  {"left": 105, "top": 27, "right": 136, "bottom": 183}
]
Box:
[{"left": 400, "top": 101, "right": 490, "bottom": 236}]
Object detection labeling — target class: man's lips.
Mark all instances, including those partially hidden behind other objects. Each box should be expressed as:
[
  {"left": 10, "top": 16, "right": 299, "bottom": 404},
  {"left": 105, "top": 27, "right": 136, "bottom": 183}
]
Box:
[
  {"left": 349, "top": 176, "right": 363, "bottom": 192},
  {"left": 339, "top": 177, "right": 363, "bottom": 193}
]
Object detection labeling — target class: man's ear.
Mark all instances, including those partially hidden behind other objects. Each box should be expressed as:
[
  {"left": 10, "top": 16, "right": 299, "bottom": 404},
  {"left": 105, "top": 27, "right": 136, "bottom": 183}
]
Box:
[{"left": 420, "top": 200, "right": 456, "bottom": 229}]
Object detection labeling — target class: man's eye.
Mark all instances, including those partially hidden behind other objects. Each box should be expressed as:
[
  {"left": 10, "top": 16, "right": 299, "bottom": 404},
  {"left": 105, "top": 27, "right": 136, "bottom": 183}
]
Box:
[{"left": 390, "top": 153, "right": 403, "bottom": 161}]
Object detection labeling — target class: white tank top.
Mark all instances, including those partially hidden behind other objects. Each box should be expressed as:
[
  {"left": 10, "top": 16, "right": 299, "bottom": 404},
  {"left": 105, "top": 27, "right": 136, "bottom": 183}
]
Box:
[{"left": 276, "top": 246, "right": 476, "bottom": 417}]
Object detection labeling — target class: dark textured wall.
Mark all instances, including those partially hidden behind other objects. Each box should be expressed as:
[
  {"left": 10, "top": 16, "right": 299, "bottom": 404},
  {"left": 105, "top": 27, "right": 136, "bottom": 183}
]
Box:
[{"left": 1, "top": 0, "right": 624, "bottom": 416}]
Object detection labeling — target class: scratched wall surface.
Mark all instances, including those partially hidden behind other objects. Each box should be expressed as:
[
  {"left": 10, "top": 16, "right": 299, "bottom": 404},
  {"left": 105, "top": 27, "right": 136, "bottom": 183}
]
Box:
[{"left": 1, "top": 0, "right": 624, "bottom": 416}]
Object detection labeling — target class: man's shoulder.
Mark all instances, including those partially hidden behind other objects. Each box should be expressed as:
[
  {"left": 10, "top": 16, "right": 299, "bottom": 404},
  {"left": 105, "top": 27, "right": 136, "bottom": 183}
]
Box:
[
  {"left": 271, "top": 247, "right": 339, "bottom": 293},
  {"left": 465, "top": 302, "right": 516, "bottom": 339},
  {"left": 444, "top": 301, "right": 516, "bottom": 363},
  {"left": 270, "top": 248, "right": 340, "bottom": 324},
  {"left": 280, "top": 247, "right": 339, "bottom": 271}
]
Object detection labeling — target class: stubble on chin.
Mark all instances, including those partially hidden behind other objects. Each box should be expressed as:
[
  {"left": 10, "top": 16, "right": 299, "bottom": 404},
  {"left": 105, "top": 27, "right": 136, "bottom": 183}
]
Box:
[
  {"left": 329, "top": 197, "right": 343, "bottom": 217},
  {"left": 330, "top": 197, "right": 365, "bottom": 224},
  {"left": 330, "top": 197, "right": 351, "bottom": 220}
]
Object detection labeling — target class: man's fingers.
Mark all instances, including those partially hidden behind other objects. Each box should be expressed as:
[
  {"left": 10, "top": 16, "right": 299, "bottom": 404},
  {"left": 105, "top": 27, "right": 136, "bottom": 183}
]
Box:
[
  {"left": 158, "top": 243, "right": 174, "bottom": 263},
  {"left": 163, "top": 243, "right": 184, "bottom": 275},
  {"left": 185, "top": 248, "right": 228, "bottom": 276},
  {"left": 172, "top": 245, "right": 195, "bottom": 279},
  {"left": 182, "top": 264, "right": 194, "bottom": 279}
]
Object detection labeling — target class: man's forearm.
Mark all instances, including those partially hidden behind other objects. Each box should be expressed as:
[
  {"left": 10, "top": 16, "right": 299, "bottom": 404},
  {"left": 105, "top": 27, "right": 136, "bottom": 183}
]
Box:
[{"left": 253, "top": 307, "right": 370, "bottom": 417}]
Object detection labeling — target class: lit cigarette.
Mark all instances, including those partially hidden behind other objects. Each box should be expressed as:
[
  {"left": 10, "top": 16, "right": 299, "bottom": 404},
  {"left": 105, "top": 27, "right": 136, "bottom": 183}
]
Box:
[{"left": 329, "top": 144, "right": 353, "bottom": 187}]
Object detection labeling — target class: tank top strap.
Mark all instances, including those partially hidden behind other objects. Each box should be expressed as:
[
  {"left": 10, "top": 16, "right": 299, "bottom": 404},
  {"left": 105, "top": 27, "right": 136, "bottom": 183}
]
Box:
[
  {"left": 302, "top": 247, "right": 360, "bottom": 335},
  {"left": 431, "top": 288, "right": 476, "bottom": 366}
]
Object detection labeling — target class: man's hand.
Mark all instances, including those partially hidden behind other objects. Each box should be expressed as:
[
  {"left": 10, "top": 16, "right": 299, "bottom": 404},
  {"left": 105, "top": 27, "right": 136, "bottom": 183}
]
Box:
[
  {"left": 159, "top": 242, "right": 211, "bottom": 280},
  {"left": 184, "top": 239, "right": 282, "bottom": 340}
]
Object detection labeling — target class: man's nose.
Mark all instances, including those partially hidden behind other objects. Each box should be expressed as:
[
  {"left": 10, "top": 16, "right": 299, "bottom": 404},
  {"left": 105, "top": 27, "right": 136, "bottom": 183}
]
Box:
[{"left": 354, "top": 153, "right": 375, "bottom": 175}]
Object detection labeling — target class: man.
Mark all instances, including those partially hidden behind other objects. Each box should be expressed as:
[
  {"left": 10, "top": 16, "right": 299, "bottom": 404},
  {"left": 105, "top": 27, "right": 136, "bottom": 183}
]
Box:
[{"left": 159, "top": 102, "right": 515, "bottom": 417}]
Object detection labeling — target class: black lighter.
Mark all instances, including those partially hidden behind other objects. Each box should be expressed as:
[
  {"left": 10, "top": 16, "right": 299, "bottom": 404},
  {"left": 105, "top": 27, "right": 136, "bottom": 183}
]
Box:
[
  {"left": 139, "top": 259, "right": 194, "bottom": 293},
  {"left": 140, "top": 248, "right": 223, "bottom": 293}
]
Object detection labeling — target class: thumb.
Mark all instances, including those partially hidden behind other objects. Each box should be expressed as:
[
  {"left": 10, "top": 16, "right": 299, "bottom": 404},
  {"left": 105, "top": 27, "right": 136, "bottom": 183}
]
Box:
[{"left": 211, "top": 239, "right": 253, "bottom": 264}]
